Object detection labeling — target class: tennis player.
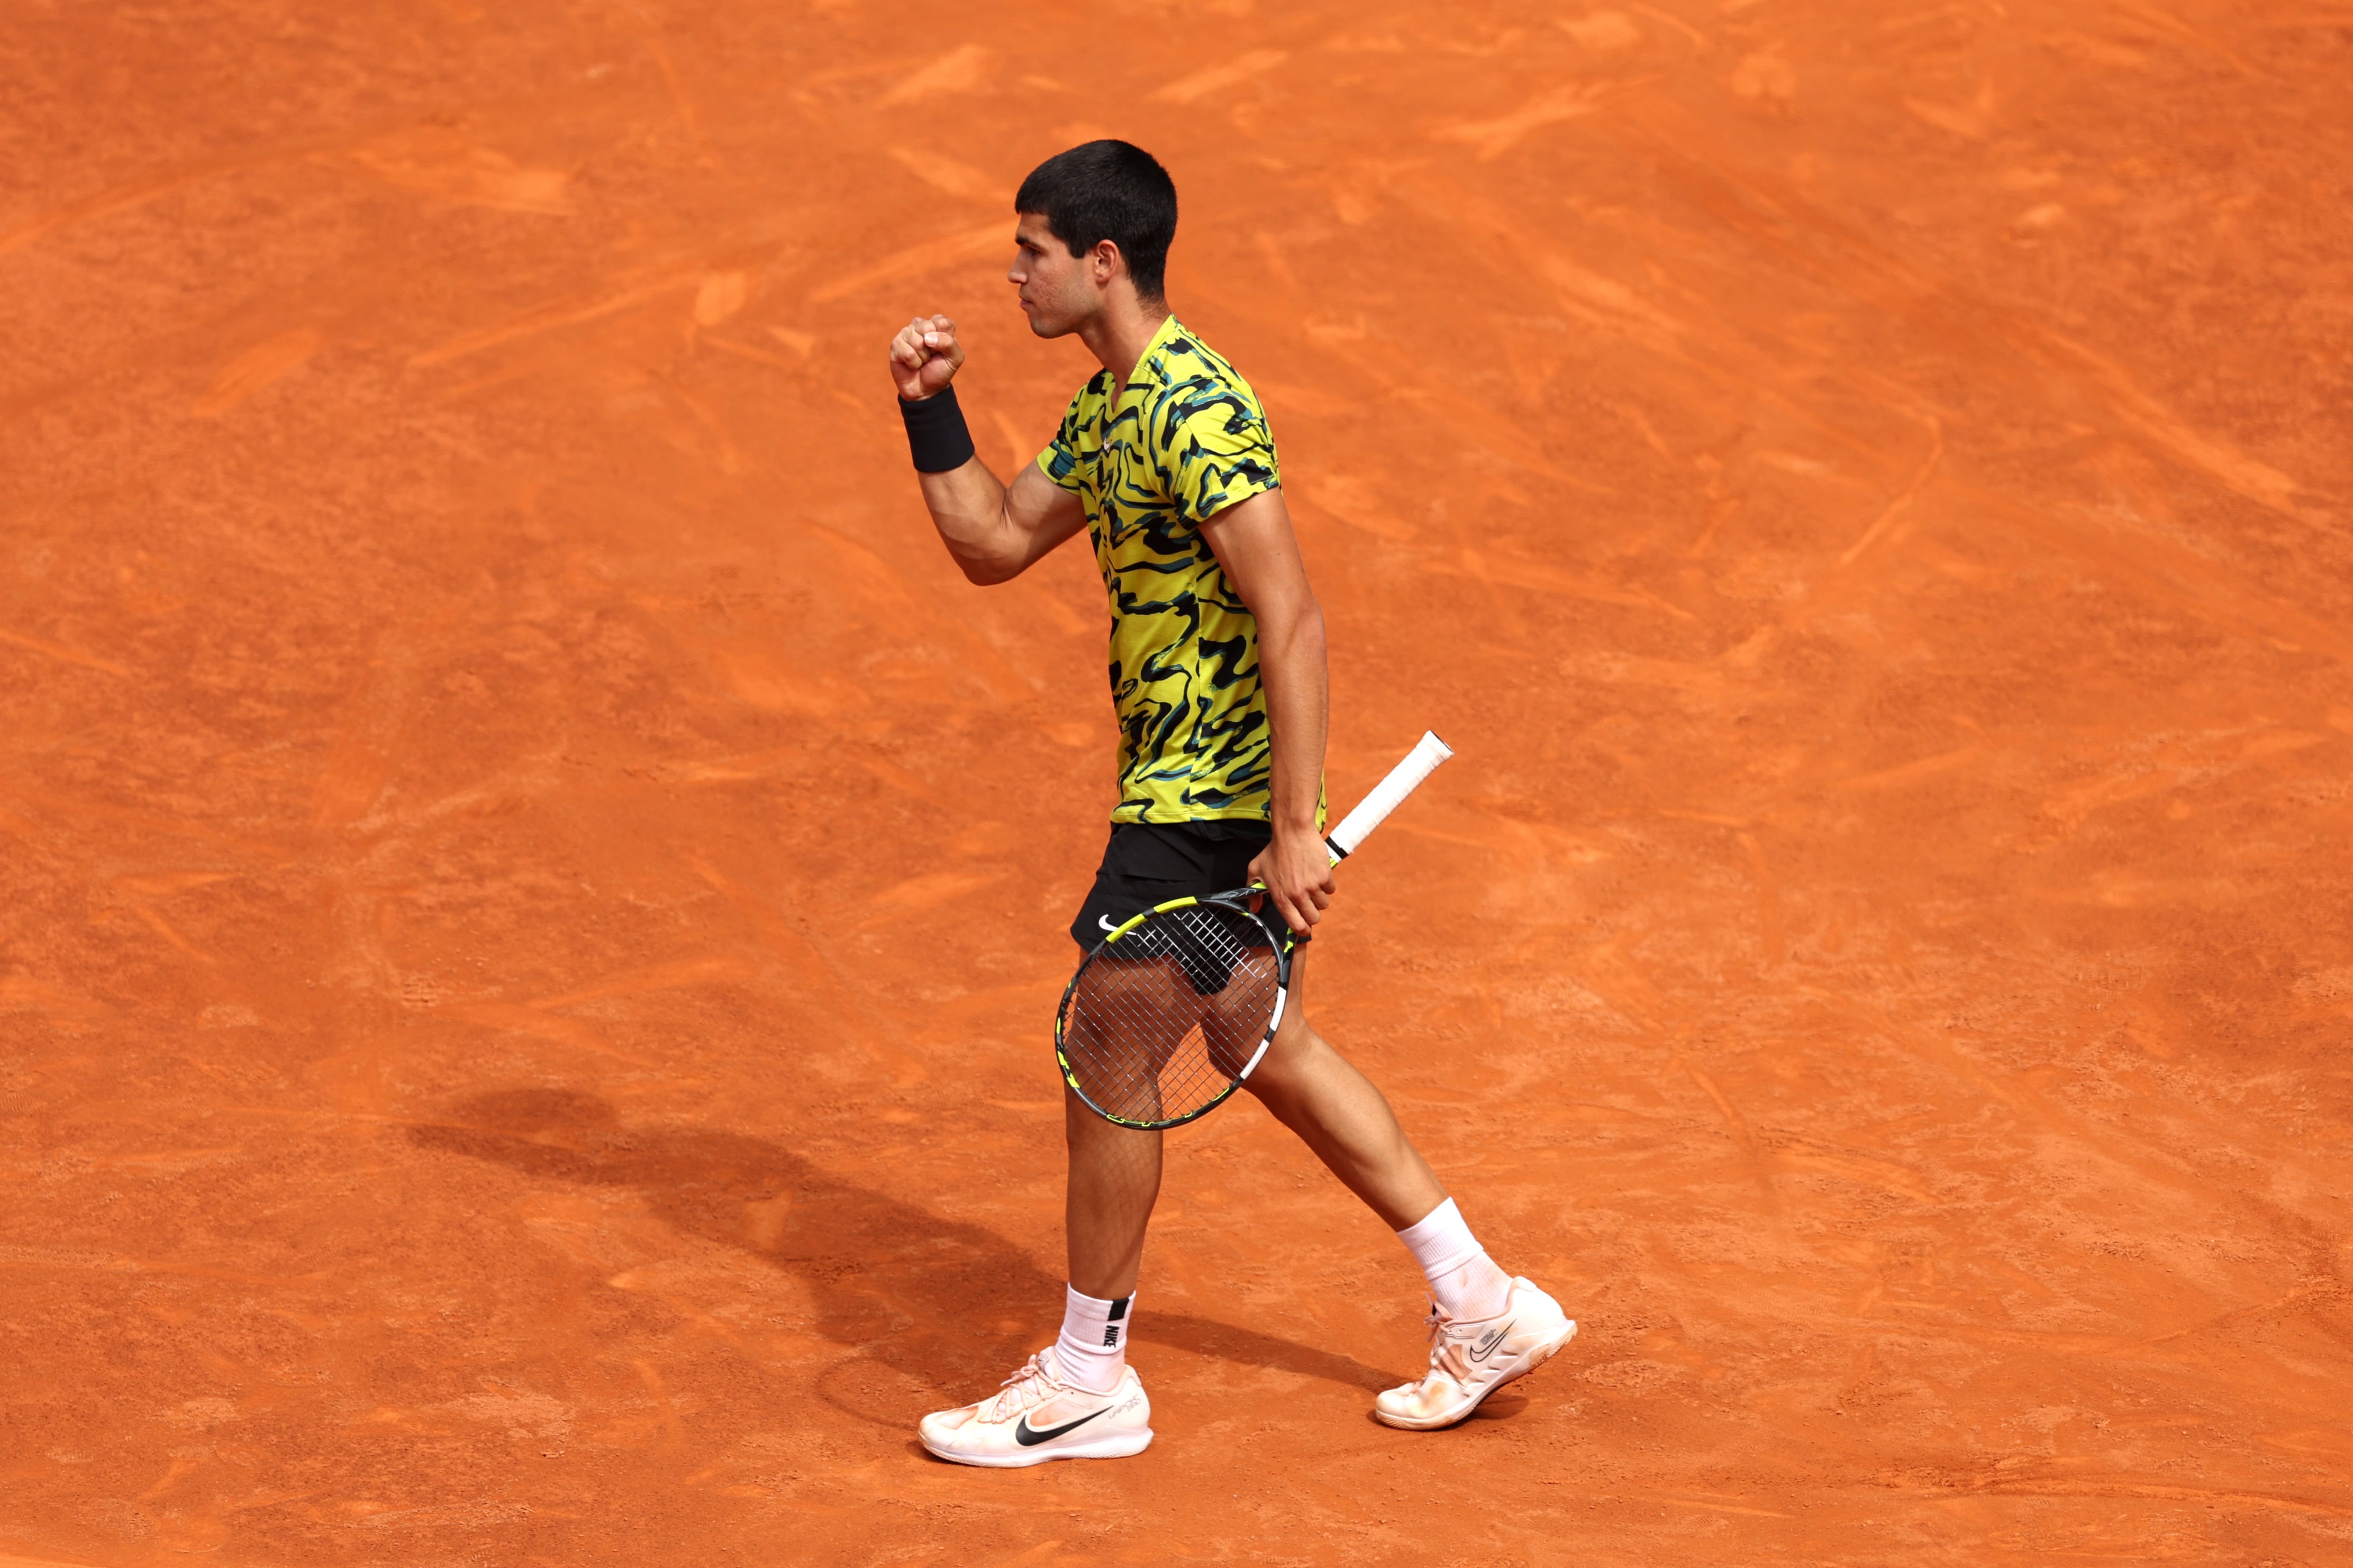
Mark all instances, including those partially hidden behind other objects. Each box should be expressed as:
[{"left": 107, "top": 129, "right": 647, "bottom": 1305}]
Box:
[{"left": 887, "top": 141, "right": 1574, "bottom": 1466}]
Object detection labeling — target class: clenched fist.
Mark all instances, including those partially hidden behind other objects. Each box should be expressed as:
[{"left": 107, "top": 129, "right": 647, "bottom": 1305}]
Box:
[{"left": 889, "top": 314, "right": 963, "bottom": 402}]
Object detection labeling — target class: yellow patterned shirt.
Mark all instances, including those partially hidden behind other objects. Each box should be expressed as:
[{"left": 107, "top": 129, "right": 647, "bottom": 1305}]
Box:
[{"left": 1039, "top": 315, "right": 1283, "bottom": 824}]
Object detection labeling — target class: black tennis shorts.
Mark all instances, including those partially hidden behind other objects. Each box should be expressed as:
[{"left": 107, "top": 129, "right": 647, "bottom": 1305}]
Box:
[{"left": 1069, "top": 819, "right": 1277, "bottom": 952}]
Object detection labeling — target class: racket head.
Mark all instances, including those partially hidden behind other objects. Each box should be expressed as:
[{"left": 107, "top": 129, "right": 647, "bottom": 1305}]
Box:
[{"left": 1055, "top": 890, "right": 1294, "bottom": 1131}]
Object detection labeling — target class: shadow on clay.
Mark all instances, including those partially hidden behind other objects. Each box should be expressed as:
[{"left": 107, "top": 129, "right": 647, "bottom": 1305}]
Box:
[{"left": 409, "top": 1088, "right": 1397, "bottom": 1417}]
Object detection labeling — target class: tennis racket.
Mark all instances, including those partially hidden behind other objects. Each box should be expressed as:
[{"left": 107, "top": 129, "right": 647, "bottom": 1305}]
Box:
[{"left": 1055, "top": 731, "right": 1455, "bottom": 1131}]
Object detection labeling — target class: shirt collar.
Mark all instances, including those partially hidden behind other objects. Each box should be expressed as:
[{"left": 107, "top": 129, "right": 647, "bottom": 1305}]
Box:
[{"left": 1115, "top": 314, "right": 1185, "bottom": 402}]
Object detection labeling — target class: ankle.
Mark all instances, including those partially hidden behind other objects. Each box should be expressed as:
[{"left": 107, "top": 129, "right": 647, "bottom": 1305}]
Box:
[
  {"left": 1053, "top": 1283, "right": 1134, "bottom": 1394},
  {"left": 1394, "top": 1197, "right": 1514, "bottom": 1321},
  {"left": 1439, "top": 1257, "right": 1514, "bottom": 1322}
]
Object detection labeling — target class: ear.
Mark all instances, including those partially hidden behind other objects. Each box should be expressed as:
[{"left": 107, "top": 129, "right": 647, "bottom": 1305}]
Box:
[{"left": 1090, "top": 238, "right": 1125, "bottom": 289}]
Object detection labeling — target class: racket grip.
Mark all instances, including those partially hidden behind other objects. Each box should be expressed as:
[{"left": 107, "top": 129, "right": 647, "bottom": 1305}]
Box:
[{"left": 1324, "top": 731, "right": 1453, "bottom": 861}]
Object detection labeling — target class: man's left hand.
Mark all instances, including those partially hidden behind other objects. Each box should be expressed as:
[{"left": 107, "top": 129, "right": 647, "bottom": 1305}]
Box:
[{"left": 1250, "top": 825, "right": 1335, "bottom": 937}]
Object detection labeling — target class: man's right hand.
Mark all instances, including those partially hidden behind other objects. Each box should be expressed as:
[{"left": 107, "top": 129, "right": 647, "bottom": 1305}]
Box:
[{"left": 890, "top": 314, "right": 963, "bottom": 402}]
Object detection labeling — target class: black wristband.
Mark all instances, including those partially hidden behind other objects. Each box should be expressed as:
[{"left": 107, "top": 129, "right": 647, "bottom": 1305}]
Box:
[{"left": 899, "top": 384, "right": 976, "bottom": 473}]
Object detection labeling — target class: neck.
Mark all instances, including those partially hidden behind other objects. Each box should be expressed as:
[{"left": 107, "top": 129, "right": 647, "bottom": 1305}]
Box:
[{"left": 1077, "top": 293, "right": 1170, "bottom": 388}]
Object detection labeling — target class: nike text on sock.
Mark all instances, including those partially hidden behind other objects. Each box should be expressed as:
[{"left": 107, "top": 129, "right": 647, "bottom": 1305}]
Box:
[
  {"left": 1393, "top": 1197, "right": 1514, "bottom": 1321},
  {"left": 1053, "top": 1284, "right": 1132, "bottom": 1394}
]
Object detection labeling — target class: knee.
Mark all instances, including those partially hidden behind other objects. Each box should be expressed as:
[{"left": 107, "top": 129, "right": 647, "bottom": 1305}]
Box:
[{"left": 1245, "top": 1017, "right": 1325, "bottom": 1096}]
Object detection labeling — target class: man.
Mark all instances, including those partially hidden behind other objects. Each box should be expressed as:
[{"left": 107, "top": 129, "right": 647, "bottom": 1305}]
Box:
[{"left": 886, "top": 141, "right": 1574, "bottom": 1467}]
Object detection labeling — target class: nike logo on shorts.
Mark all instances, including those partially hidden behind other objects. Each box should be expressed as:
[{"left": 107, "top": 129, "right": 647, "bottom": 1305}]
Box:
[
  {"left": 1099, "top": 914, "right": 1119, "bottom": 932},
  {"left": 1014, "top": 1407, "right": 1108, "bottom": 1446}
]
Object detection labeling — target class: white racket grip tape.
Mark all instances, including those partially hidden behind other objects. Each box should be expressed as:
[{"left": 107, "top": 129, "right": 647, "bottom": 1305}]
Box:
[{"left": 1324, "top": 731, "right": 1453, "bottom": 861}]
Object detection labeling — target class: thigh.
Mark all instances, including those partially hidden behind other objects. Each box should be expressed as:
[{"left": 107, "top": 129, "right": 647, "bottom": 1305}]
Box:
[{"left": 1268, "top": 949, "right": 1312, "bottom": 1049}]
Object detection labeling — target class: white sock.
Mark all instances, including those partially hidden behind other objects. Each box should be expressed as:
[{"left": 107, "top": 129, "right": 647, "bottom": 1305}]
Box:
[
  {"left": 1395, "top": 1198, "right": 1514, "bottom": 1321},
  {"left": 1052, "top": 1284, "right": 1133, "bottom": 1395}
]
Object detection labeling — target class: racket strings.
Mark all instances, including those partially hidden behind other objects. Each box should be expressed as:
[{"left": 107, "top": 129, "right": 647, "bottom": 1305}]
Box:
[{"left": 1062, "top": 904, "right": 1280, "bottom": 1126}]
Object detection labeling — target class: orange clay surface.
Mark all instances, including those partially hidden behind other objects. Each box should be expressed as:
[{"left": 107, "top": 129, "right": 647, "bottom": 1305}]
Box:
[{"left": 5, "top": 3, "right": 2352, "bottom": 1565}]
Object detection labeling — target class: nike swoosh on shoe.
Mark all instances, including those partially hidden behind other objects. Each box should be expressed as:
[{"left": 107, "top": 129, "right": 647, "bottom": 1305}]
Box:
[
  {"left": 1468, "top": 1319, "right": 1516, "bottom": 1362},
  {"left": 1014, "top": 1407, "right": 1109, "bottom": 1447}
]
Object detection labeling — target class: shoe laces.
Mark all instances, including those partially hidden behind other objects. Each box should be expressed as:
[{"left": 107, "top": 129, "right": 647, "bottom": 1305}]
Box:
[
  {"left": 1420, "top": 1298, "right": 1479, "bottom": 1384},
  {"left": 1422, "top": 1298, "right": 1458, "bottom": 1342},
  {"left": 978, "top": 1353, "right": 1063, "bottom": 1420}
]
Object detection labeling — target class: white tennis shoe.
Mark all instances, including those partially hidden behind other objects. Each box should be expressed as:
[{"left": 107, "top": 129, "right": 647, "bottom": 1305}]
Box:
[
  {"left": 1374, "top": 1275, "right": 1577, "bottom": 1430},
  {"left": 919, "top": 1347, "right": 1153, "bottom": 1467}
]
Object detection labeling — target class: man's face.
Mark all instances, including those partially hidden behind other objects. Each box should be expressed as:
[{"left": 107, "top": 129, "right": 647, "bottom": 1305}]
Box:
[{"left": 1009, "top": 213, "right": 1097, "bottom": 339}]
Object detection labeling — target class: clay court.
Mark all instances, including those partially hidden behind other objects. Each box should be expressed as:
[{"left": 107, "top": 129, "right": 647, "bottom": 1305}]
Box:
[{"left": 6, "top": 1, "right": 2351, "bottom": 1563}]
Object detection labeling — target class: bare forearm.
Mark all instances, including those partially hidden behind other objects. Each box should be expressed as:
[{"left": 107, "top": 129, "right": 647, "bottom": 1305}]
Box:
[
  {"left": 1258, "top": 603, "right": 1329, "bottom": 833},
  {"left": 891, "top": 313, "right": 1066, "bottom": 585},
  {"left": 916, "top": 458, "right": 1023, "bottom": 583}
]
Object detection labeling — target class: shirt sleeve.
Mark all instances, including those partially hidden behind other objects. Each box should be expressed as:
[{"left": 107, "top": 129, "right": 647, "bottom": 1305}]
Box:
[
  {"left": 1159, "top": 378, "right": 1281, "bottom": 524},
  {"left": 1035, "top": 383, "right": 1093, "bottom": 494}
]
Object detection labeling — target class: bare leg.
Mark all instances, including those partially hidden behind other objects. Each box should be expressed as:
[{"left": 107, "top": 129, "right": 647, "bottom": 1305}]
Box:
[
  {"left": 1242, "top": 952, "right": 1448, "bottom": 1229},
  {"left": 1064, "top": 1088, "right": 1160, "bottom": 1299}
]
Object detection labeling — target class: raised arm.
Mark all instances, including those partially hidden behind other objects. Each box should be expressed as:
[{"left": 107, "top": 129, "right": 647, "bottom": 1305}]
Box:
[
  {"left": 888, "top": 313, "right": 1086, "bottom": 585},
  {"left": 1198, "top": 487, "right": 1334, "bottom": 936}
]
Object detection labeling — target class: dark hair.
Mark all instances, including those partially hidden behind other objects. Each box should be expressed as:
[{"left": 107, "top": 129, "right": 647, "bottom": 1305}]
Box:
[{"left": 1014, "top": 140, "right": 1178, "bottom": 302}]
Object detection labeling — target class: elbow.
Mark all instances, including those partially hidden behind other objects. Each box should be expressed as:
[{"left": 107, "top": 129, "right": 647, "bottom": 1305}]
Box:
[
  {"left": 1277, "top": 597, "right": 1328, "bottom": 658},
  {"left": 956, "top": 554, "right": 1021, "bottom": 587},
  {"left": 948, "top": 509, "right": 1034, "bottom": 586}
]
